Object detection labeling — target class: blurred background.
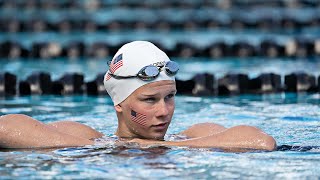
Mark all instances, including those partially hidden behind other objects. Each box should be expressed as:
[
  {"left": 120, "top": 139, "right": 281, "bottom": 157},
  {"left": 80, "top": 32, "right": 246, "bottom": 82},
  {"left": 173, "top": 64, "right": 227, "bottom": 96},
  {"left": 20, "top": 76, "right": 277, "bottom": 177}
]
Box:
[{"left": 0, "top": 0, "right": 320, "bottom": 96}]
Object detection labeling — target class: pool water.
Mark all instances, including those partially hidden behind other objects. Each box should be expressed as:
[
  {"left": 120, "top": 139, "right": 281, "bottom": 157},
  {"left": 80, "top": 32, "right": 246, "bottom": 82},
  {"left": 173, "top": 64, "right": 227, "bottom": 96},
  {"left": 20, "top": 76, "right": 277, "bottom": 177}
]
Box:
[
  {"left": 1, "top": 57, "right": 320, "bottom": 80},
  {"left": 0, "top": 59, "right": 320, "bottom": 179}
]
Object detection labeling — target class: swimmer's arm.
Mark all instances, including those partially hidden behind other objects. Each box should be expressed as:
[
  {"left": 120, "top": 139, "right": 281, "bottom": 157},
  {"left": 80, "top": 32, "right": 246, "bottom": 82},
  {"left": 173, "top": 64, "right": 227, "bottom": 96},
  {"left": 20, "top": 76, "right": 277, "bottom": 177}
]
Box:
[
  {"left": 0, "top": 114, "right": 94, "bottom": 149},
  {"left": 179, "top": 122, "right": 227, "bottom": 138},
  {"left": 131, "top": 125, "right": 277, "bottom": 151},
  {"left": 48, "top": 121, "right": 103, "bottom": 140}
]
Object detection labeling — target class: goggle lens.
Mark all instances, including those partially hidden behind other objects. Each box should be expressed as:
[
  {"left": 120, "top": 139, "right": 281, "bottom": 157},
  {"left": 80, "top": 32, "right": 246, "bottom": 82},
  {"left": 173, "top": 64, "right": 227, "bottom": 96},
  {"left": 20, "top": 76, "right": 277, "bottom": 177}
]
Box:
[
  {"left": 138, "top": 66, "right": 160, "bottom": 81},
  {"left": 165, "top": 61, "right": 179, "bottom": 76}
]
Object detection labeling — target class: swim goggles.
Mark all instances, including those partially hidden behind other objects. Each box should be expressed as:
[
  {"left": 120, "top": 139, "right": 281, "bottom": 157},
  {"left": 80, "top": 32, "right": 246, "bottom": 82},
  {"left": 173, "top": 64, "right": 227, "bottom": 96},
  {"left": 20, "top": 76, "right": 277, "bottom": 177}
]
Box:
[{"left": 108, "top": 61, "right": 179, "bottom": 81}]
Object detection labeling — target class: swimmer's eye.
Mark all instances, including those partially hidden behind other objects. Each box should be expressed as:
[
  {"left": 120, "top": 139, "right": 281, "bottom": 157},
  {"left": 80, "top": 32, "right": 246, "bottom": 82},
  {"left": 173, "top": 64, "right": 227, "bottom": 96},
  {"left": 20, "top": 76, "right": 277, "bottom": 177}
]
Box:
[
  {"left": 143, "top": 97, "right": 156, "bottom": 102},
  {"left": 165, "top": 93, "right": 175, "bottom": 100}
]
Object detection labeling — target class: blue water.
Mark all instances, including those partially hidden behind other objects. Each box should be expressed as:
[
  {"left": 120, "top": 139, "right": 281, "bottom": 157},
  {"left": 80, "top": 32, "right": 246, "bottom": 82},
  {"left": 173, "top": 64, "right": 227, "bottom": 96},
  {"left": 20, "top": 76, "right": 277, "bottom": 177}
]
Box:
[{"left": 1, "top": 59, "right": 320, "bottom": 179}]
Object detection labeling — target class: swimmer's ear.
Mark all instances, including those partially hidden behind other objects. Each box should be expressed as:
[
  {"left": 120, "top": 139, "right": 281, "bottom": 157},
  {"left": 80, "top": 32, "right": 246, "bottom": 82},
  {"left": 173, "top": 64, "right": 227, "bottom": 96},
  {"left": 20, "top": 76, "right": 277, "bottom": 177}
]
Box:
[{"left": 114, "top": 104, "right": 122, "bottom": 112}]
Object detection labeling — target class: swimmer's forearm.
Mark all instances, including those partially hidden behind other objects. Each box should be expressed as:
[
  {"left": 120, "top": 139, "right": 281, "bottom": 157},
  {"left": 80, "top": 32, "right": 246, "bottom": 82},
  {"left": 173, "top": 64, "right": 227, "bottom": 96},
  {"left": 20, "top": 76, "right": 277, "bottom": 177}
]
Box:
[
  {"left": 131, "top": 125, "right": 276, "bottom": 151},
  {"left": 175, "top": 125, "right": 276, "bottom": 151},
  {"left": 0, "top": 114, "right": 94, "bottom": 149}
]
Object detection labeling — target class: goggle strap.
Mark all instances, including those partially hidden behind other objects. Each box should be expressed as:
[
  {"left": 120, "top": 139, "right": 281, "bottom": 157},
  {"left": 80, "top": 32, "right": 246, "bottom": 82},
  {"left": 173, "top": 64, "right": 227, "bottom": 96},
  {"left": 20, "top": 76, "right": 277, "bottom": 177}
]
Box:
[{"left": 109, "top": 73, "right": 137, "bottom": 79}]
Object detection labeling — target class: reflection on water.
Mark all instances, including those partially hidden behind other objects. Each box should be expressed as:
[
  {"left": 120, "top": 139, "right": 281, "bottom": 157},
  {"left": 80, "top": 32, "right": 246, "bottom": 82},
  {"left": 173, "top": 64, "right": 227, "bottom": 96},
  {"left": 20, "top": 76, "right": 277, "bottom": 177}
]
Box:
[{"left": 1, "top": 143, "right": 319, "bottom": 179}]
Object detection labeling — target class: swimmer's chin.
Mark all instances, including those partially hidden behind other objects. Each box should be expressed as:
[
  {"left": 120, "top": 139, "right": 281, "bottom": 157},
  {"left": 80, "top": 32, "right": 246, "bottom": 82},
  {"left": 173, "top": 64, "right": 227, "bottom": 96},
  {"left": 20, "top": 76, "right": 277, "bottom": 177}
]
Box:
[
  {"left": 114, "top": 131, "right": 166, "bottom": 141},
  {"left": 113, "top": 136, "right": 165, "bottom": 149}
]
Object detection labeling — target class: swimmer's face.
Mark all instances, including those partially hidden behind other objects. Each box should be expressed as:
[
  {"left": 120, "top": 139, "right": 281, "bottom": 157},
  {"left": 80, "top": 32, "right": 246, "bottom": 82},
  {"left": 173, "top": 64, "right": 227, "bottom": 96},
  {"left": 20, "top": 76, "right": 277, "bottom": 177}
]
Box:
[{"left": 116, "top": 80, "right": 176, "bottom": 140}]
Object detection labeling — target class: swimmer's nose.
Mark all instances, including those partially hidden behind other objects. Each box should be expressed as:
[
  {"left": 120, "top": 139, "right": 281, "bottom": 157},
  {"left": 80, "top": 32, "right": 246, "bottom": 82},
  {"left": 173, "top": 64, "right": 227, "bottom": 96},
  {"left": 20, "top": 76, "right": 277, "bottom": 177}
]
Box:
[{"left": 155, "top": 100, "right": 170, "bottom": 118}]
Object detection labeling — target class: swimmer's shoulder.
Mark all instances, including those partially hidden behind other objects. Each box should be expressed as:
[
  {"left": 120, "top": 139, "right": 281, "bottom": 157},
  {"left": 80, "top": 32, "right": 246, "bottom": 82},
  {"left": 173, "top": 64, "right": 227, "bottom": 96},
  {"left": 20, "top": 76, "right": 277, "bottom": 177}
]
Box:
[
  {"left": 179, "top": 122, "right": 227, "bottom": 138},
  {"left": 48, "top": 121, "right": 103, "bottom": 140}
]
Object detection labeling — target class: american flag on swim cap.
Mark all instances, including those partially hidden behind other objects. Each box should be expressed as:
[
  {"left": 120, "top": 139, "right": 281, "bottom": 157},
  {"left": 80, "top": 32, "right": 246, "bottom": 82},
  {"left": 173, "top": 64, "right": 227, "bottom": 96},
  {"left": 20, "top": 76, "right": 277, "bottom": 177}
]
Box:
[
  {"left": 131, "top": 109, "right": 147, "bottom": 126},
  {"left": 105, "top": 73, "right": 111, "bottom": 81},
  {"left": 109, "top": 53, "right": 123, "bottom": 73}
]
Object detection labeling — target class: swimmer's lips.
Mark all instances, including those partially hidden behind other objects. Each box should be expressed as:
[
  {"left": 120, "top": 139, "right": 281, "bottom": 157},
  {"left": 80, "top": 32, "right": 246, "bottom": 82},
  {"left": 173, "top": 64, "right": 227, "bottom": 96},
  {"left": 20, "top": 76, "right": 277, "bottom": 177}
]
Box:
[{"left": 151, "top": 122, "right": 168, "bottom": 131}]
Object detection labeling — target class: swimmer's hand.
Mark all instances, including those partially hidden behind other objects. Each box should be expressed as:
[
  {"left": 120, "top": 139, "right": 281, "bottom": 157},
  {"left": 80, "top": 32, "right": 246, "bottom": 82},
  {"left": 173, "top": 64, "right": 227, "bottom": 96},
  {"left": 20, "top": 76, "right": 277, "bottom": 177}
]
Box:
[
  {"left": 115, "top": 140, "right": 140, "bottom": 148},
  {"left": 123, "top": 126, "right": 277, "bottom": 151},
  {"left": 125, "top": 138, "right": 167, "bottom": 148},
  {"left": 114, "top": 138, "right": 154, "bottom": 148}
]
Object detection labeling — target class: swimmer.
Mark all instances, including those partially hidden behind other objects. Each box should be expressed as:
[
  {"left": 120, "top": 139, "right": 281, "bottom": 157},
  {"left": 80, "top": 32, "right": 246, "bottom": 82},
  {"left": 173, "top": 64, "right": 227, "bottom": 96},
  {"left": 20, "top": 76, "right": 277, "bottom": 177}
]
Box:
[{"left": 0, "top": 41, "right": 276, "bottom": 151}]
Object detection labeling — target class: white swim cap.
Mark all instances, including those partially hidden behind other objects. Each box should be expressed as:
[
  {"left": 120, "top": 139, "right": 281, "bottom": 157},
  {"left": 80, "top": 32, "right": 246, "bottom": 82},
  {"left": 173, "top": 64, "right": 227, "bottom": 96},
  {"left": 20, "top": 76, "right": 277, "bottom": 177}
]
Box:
[{"left": 104, "top": 41, "right": 175, "bottom": 105}]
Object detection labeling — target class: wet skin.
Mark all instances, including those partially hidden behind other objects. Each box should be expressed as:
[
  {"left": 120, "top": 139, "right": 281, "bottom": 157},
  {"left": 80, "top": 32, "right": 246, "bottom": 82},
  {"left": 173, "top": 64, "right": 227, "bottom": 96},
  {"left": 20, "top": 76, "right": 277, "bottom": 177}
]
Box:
[
  {"left": 115, "top": 80, "right": 176, "bottom": 140},
  {"left": 0, "top": 80, "right": 276, "bottom": 151}
]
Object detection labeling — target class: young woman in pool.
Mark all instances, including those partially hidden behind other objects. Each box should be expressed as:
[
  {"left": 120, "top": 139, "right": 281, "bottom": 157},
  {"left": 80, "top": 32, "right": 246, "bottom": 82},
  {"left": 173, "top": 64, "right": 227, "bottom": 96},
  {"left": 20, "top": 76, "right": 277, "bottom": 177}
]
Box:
[{"left": 0, "top": 41, "right": 276, "bottom": 151}]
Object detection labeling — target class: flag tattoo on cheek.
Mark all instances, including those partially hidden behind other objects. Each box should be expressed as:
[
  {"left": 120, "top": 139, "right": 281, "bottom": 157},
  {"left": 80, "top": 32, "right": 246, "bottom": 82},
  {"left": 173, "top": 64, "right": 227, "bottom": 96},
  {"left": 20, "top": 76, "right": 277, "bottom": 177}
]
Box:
[{"left": 131, "top": 109, "right": 147, "bottom": 126}]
